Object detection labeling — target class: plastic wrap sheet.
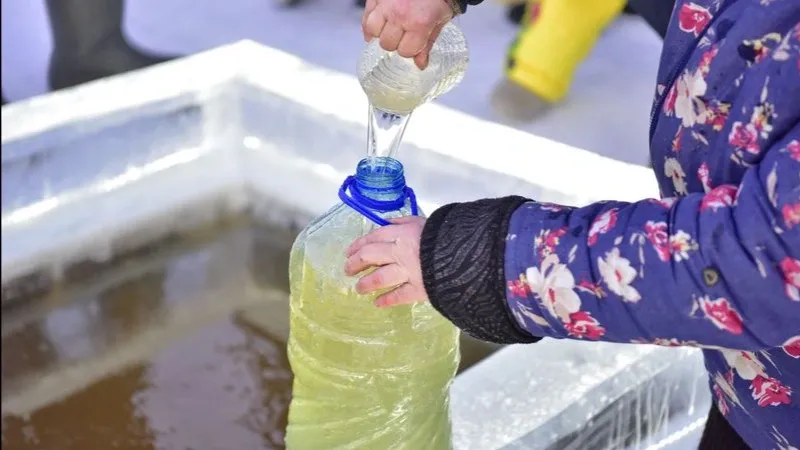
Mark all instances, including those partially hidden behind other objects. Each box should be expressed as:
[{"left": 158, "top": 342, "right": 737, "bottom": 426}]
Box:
[{"left": 450, "top": 339, "right": 711, "bottom": 450}]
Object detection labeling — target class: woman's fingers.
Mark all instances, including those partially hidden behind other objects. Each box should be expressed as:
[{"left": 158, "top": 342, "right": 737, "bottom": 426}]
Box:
[
  {"left": 375, "top": 283, "right": 426, "bottom": 308},
  {"left": 363, "top": 8, "right": 387, "bottom": 40},
  {"left": 379, "top": 23, "right": 405, "bottom": 52},
  {"left": 388, "top": 216, "right": 420, "bottom": 224},
  {"left": 346, "top": 225, "right": 400, "bottom": 257},
  {"left": 356, "top": 264, "right": 408, "bottom": 294},
  {"left": 412, "top": 22, "right": 444, "bottom": 69},
  {"left": 344, "top": 242, "right": 397, "bottom": 276},
  {"left": 412, "top": 39, "right": 433, "bottom": 70},
  {"left": 396, "top": 31, "right": 428, "bottom": 59}
]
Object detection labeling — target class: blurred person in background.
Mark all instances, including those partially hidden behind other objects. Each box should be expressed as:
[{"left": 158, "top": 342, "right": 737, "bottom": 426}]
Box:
[
  {"left": 504, "top": 0, "right": 639, "bottom": 27},
  {"left": 492, "top": 0, "right": 677, "bottom": 122},
  {"left": 1, "top": 0, "right": 175, "bottom": 106},
  {"left": 491, "top": 0, "right": 628, "bottom": 121},
  {"left": 357, "top": 0, "right": 800, "bottom": 449}
]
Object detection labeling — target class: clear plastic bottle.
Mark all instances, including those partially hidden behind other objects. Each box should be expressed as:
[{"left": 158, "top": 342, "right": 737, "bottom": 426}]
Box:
[
  {"left": 286, "top": 157, "right": 460, "bottom": 449},
  {"left": 357, "top": 22, "right": 469, "bottom": 115}
]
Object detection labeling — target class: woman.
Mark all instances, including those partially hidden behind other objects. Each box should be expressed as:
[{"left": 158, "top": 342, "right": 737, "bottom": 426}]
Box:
[{"left": 355, "top": 0, "right": 800, "bottom": 448}]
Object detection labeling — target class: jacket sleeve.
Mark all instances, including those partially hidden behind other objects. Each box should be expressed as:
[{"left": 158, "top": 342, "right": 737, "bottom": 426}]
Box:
[
  {"left": 455, "top": 0, "right": 483, "bottom": 13},
  {"left": 421, "top": 62, "right": 800, "bottom": 352}
]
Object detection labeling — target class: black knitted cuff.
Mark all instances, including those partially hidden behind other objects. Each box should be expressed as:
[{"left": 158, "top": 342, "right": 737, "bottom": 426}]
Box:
[
  {"left": 455, "top": 0, "right": 482, "bottom": 14},
  {"left": 420, "top": 196, "right": 540, "bottom": 345}
]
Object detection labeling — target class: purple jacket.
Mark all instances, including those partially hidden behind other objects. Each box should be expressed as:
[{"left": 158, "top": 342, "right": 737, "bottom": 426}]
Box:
[{"left": 421, "top": 2, "right": 800, "bottom": 448}]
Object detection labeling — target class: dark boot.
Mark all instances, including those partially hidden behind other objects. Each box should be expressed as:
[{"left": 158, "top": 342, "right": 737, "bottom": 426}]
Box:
[{"left": 45, "top": 0, "right": 176, "bottom": 91}]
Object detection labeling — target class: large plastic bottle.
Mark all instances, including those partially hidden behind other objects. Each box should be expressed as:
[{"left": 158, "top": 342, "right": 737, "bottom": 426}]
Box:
[{"left": 286, "top": 157, "right": 460, "bottom": 449}]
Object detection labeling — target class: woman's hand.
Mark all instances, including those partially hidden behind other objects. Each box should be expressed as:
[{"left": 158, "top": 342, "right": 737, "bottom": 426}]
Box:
[
  {"left": 361, "top": 0, "right": 456, "bottom": 69},
  {"left": 344, "top": 216, "right": 428, "bottom": 307}
]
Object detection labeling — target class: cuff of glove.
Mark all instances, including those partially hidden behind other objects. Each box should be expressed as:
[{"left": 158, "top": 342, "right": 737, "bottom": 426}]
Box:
[{"left": 420, "top": 196, "right": 541, "bottom": 344}]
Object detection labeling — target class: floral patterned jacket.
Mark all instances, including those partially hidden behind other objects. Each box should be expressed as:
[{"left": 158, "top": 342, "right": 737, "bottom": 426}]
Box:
[{"left": 420, "top": 1, "right": 800, "bottom": 448}]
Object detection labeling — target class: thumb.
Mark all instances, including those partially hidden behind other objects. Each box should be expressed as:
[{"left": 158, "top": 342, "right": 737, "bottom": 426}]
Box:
[
  {"left": 413, "top": 22, "right": 444, "bottom": 70},
  {"left": 413, "top": 52, "right": 429, "bottom": 70}
]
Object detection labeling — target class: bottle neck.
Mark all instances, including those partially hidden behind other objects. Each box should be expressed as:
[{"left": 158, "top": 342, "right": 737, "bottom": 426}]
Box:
[{"left": 353, "top": 157, "right": 406, "bottom": 204}]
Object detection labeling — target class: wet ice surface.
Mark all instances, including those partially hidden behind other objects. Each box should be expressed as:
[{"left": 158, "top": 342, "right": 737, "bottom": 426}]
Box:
[
  {"left": 1, "top": 218, "right": 296, "bottom": 450},
  {"left": 2, "top": 320, "right": 292, "bottom": 450},
  {"left": 1, "top": 0, "right": 661, "bottom": 166}
]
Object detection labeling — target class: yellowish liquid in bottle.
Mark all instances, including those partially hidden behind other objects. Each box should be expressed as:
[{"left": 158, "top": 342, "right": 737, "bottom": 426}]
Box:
[{"left": 285, "top": 200, "right": 460, "bottom": 449}]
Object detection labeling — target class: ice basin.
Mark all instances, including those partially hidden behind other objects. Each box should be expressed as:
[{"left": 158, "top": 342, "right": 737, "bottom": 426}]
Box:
[{"left": 2, "top": 40, "right": 707, "bottom": 450}]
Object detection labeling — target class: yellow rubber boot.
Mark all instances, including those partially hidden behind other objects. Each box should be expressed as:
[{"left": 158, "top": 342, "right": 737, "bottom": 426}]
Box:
[{"left": 492, "top": 0, "right": 626, "bottom": 120}]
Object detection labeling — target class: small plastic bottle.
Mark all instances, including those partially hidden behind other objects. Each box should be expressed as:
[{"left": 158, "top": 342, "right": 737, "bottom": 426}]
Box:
[{"left": 357, "top": 22, "right": 469, "bottom": 115}]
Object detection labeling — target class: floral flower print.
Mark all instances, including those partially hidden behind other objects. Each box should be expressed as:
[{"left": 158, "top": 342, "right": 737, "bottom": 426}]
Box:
[
  {"left": 698, "top": 162, "right": 712, "bottom": 192},
  {"left": 729, "top": 121, "right": 761, "bottom": 154},
  {"left": 700, "top": 185, "right": 738, "bottom": 211},
  {"left": 723, "top": 351, "right": 765, "bottom": 381},
  {"left": 669, "top": 230, "right": 697, "bottom": 261},
  {"left": 671, "top": 127, "right": 683, "bottom": 152},
  {"left": 750, "top": 96, "right": 777, "bottom": 138},
  {"left": 783, "top": 139, "right": 800, "bottom": 161},
  {"left": 598, "top": 248, "right": 641, "bottom": 303},
  {"left": 713, "top": 369, "right": 743, "bottom": 412},
  {"left": 640, "top": 222, "right": 699, "bottom": 262},
  {"left": 534, "top": 227, "right": 567, "bottom": 258},
  {"left": 539, "top": 203, "right": 564, "bottom": 212},
  {"left": 714, "top": 383, "right": 730, "bottom": 415},
  {"left": 645, "top": 221, "right": 671, "bottom": 261},
  {"left": 648, "top": 198, "right": 678, "bottom": 209},
  {"left": 706, "top": 100, "right": 731, "bottom": 131},
  {"left": 525, "top": 256, "right": 582, "bottom": 323},
  {"left": 663, "top": 83, "right": 678, "bottom": 116},
  {"left": 564, "top": 311, "right": 606, "bottom": 340},
  {"left": 783, "top": 203, "right": 800, "bottom": 229},
  {"left": 783, "top": 336, "right": 800, "bottom": 359},
  {"left": 508, "top": 275, "right": 530, "bottom": 297},
  {"left": 512, "top": 302, "right": 551, "bottom": 329},
  {"left": 698, "top": 45, "right": 719, "bottom": 74},
  {"left": 576, "top": 280, "right": 606, "bottom": 297},
  {"left": 664, "top": 157, "right": 689, "bottom": 195},
  {"left": 751, "top": 375, "right": 792, "bottom": 407},
  {"left": 738, "top": 32, "right": 783, "bottom": 66},
  {"left": 698, "top": 297, "right": 744, "bottom": 335},
  {"left": 677, "top": 2, "right": 712, "bottom": 36},
  {"left": 587, "top": 209, "right": 618, "bottom": 246},
  {"left": 673, "top": 69, "right": 709, "bottom": 127},
  {"left": 780, "top": 257, "right": 800, "bottom": 301},
  {"left": 522, "top": 255, "right": 606, "bottom": 341},
  {"left": 720, "top": 351, "right": 793, "bottom": 409},
  {"left": 729, "top": 85, "right": 778, "bottom": 165}
]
